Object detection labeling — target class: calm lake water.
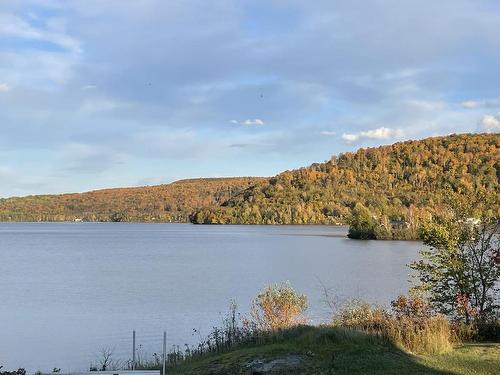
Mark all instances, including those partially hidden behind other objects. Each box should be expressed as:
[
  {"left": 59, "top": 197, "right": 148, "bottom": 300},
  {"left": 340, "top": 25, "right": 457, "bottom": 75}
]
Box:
[{"left": 0, "top": 223, "right": 421, "bottom": 371}]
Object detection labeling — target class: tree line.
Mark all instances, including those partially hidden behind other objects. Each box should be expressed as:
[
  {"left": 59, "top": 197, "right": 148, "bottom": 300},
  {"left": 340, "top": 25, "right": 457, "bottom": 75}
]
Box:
[
  {"left": 0, "top": 177, "right": 264, "bottom": 223},
  {"left": 1, "top": 133, "right": 498, "bottom": 238},
  {"left": 191, "top": 133, "right": 499, "bottom": 240}
]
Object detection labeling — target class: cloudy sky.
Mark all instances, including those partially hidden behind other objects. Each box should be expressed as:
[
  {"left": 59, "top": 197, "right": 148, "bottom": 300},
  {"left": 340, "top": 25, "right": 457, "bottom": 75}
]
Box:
[{"left": 1, "top": 0, "right": 499, "bottom": 197}]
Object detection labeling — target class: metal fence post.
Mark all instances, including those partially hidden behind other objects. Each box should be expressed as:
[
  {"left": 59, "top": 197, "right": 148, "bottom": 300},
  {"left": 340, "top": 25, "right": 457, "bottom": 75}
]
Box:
[
  {"left": 162, "top": 331, "right": 167, "bottom": 375},
  {"left": 132, "top": 330, "right": 136, "bottom": 370}
]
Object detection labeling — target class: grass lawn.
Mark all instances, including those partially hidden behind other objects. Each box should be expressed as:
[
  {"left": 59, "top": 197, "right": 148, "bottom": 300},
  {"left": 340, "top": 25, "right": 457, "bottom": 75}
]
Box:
[
  {"left": 418, "top": 343, "right": 500, "bottom": 375},
  {"left": 166, "top": 326, "right": 499, "bottom": 374}
]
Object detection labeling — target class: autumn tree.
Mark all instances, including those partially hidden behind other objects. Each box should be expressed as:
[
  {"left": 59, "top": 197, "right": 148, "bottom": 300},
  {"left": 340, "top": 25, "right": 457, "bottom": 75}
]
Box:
[{"left": 251, "top": 282, "right": 308, "bottom": 330}]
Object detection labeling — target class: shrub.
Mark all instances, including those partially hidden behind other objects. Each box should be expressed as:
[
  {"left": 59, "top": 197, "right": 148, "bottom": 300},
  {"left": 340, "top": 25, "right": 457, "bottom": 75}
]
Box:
[
  {"left": 475, "top": 318, "right": 500, "bottom": 341},
  {"left": 251, "top": 282, "right": 308, "bottom": 331},
  {"left": 332, "top": 299, "right": 389, "bottom": 332},
  {"left": 332, "top": 295, "right": 455, "bottom": 354},
  {"left": 452, "top": 321, "right": 478, "bottom": 342},
  {"left": 386, "top": 314, "right": 454, "bottom": 354},
  {"left": 391, "top": 295, "right": 433, "bottom": 324}
]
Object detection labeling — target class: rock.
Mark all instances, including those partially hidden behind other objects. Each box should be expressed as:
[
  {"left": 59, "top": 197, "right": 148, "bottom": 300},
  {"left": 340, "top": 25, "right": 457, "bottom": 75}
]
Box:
[{"left": 246, "top": 354, "right": 303, "bottom": 374}]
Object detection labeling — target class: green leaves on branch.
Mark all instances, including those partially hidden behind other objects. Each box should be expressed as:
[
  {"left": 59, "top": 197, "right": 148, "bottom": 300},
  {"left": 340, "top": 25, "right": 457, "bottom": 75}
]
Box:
[{"left": 410, "top": 190, "right": 500, "bottom": 323}]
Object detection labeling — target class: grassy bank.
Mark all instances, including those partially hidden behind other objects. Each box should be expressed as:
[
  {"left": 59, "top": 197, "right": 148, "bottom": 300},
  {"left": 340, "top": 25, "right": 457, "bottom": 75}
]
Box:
[
  {"left": 165, "top": 325, "right": 499, "bottom": 374},
  {"left": 88, "top": 283, "right": 498, "bottom": 374},
  {"left": 140, "top": 284, "right": 499, "bottom": 375}
]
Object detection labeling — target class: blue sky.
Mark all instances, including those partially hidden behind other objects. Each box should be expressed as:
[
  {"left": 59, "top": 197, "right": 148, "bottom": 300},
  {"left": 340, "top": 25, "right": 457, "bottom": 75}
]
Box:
[{"left": 0, "top": 0, "right": 499, "bottom": 197}]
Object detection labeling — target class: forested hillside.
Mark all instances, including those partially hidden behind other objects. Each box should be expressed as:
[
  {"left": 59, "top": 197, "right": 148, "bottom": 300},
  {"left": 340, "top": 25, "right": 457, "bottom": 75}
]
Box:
[
  {"left": 0, "top": 177, "right": 264, "bottom": 222},
  {"left": 191, "top": 133, "right": 499, "bottom": 239},
  {"left": 2, "top": 134, "right": 498, "bottom": 235}
]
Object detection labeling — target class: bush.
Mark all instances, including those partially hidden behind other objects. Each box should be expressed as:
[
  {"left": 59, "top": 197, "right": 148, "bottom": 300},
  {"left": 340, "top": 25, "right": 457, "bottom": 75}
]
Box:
[
  {"left": 391, "top": 295, "right": 433, "bottom": 323},
  {"left": 332, "top": 295, "right": 455, "bottom": 354},
  {"left": 250, "top": 282, "right": 308, "bottom": 331},
  {"left": 452, "top": 321, "right": 478, "bottom": 342},
  {"left": 475, "top": 318, "right": 500, "bottom": 341},
  {"left": 386, "top": 315, "right": 454, "bottom": 355},
  {"left": 332, "top": 299, "right": 389, "bottom": 331}
]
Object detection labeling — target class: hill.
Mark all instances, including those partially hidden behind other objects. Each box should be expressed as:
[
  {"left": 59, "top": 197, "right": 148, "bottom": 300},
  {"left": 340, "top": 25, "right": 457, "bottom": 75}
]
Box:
[
  {"left": 0, "top": 177, "right": 265, "bottom": 222},
  {"left": 190, "top": 133, "right": 499, "bottom": 239},
  {"left": 2, "top": 133, "right": 498, "bottom": 231}
]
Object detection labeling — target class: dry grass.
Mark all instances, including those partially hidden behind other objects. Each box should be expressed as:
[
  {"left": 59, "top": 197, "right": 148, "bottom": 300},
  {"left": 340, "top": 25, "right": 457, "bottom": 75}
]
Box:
[
  {"left": 332, "top": 297, "right": 456, "bottom": 355},
  {"left": 385, "top": 315, "right": 454, "bottom": 354}
]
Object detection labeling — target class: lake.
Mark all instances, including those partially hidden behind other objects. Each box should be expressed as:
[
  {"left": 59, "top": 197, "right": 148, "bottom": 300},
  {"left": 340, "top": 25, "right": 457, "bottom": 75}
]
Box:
[{"left": 0, "top": 223, "right": 421, "bottom": 371}]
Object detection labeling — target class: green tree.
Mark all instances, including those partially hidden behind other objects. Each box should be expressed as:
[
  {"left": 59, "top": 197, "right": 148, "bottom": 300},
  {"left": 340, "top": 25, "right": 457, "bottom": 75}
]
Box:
[
  {"left": 348, "top": 204, "right": 377, "bottom": 239},
  {"left": 410, "top": 191, "right": 500, "bottom": 322}
]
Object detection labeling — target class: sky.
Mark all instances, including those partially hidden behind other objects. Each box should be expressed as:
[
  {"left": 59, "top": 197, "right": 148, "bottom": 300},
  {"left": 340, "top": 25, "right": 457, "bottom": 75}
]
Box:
[{"left": 0, "top": 0, "right": 499, "bottom": 197}]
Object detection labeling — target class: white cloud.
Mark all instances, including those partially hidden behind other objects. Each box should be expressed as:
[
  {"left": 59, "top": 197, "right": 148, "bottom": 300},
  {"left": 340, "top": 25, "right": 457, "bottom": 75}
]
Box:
[
  {"left": 82, "top": 85, "right": 97, "bottom": 90},
  {"left": 462, "top": 97, "right": 500, "bottom": 109},
  {"left": 243, "top": 119, "right": 264, "bottom": 126},
  {"left": 231, "top": 119, "right": 265, "bottom": 126},
  {"left": 0, "top": 83, "right": 11, "bottom": 92},
  {"left": 341, "top": 127, "right": 403, "bottom": 143},
  {"left": 0, "top": 13, "right": 81, "bottom": 54},
  {"left": 320, "top": 130, "right": 336, "bottom": 136},
  {"left": 0, "top": 12, "right": 81, "bottom": 90},
  {"left": 479, "top": 115, "right": 500, "bottom": 133}
]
